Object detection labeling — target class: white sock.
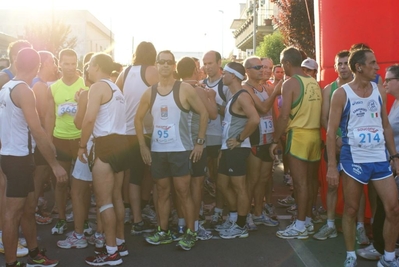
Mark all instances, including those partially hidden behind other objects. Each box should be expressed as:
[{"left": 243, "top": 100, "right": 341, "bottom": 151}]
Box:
[
  {"left": 116, "top": 238, "right": 125, "bottom": 246},
  {"left": 194, "top": 220, "right": 199, "bottom": 231},
  {"left": 178, "top": 218, "right": 186, "bottom": 227},
  {"left": 106, "top": 245, "right": 117, "bottom": 255},
  {"left": 214, "top": 207, "right": 223, "bottom": 215},
  {"left": 74, "top": 232, "right": 84, "bottom": 239},
  {"left": 295, "top": 219, "right": 305, "bottom": 231},
  {"left": 327, "top": 219, "right": 335, "bottom": 228},
  {"left": 384, "top": 251, "right": 395, "bottom": 262},
  {"left": 199, "top": 202, "right": 204, "bottom": 216},
  {"left": 356, "top": 222, "right": 364, "bottom": 230},
  {"left": 347, "top": 251, "right": 356, "bottom": 259},
  {"left": 0, "top": 230, "right": 2, "bottom": 238},
  {"left": 305, "top": 217, "right": 312, "bottom": 225},
  {"left": 229, "top": 212, "right": 238, "bottom": 223}
]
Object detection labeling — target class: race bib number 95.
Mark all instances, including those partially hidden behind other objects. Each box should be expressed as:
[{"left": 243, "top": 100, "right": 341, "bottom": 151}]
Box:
[{"left": 154, "top": 124, "right": 176, "bottom": 144}]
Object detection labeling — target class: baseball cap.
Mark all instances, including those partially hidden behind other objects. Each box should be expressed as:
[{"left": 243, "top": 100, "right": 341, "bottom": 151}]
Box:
[{"left": 301, "top": 58, "right": 318, "bottom": 70}]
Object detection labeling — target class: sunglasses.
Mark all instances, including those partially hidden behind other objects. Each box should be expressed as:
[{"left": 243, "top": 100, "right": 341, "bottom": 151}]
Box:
[
  {"left": 157, "top": 59, "right": 175, "bottom": 65},
  {"left": 246, "top": 65, "right": 264, "bottom": 70},
  {"left": 385, "top": 77, "right": 399, "bottom": 83}
]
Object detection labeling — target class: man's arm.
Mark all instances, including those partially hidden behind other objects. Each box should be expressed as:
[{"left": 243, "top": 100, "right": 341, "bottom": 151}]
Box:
[
  {"left": 321, "top": 84, "right": 332, "bottom": 130},
  {"left": 44, "top": 87, "right": 56, "bottom": 138},
  {"left": 226, "top": 93, "right": 259, "bottom": 149},
  {"left": 326, "top": 87, "right": 346, "bottom": 186},
  {"left": 379, "top": 86, "right": 398, "bottom": 157},
  {"left": 74, "top": 90, "right": 88, "bottom": 130},
  {"left": 32, "top": 82, "right": 48, "bottom": 127},
  {"left": 195, "top": 87, "right": 217, "bottom": 120},
  {"left": 13, "top": 84, "right": 67, "bottom": 182},
  {"left": 134, "top": 88, "right": 152, "bottom": 165}
]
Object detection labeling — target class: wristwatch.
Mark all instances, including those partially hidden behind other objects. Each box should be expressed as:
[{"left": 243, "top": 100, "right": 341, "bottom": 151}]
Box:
[
  {"left": 236, "top": 134, "right": 244, "bottom": 143},
  {"left": 390, "top": 153, "right": 399, "bottom": 161},
  {"left": 196, "top": 138, "right": 205, "bottom": 145}
]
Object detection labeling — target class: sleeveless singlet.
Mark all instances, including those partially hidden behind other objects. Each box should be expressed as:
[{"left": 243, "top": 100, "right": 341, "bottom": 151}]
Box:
[
  {"left": 287, "top": 75, "right": 322, "bottom": 130},
  {"left": 123, "top": 65, "right": 153, "bottom": 135},
  {"left": 340, "top": 82, "right": 387, "bottom": 163},
  {"left": 92, "top": 79, "right": 126, "bottom": 138},
  {"left": 0, "top": 80, "right": 36, "bottom": 156},
  {"left": 248, "top": 85, "right": 274, "bottom": 146},
  {"left": 221, "top": 90, "right": 251, "bottom": 150},
  {"left": 50, "top": 77, "right": 86, "bottom": 139},
  {"left": 150, "top": 81, "right": 193, "bottom": 152},
  {"left": 189, "top": 84, "right": 206, "bottom": 148}
]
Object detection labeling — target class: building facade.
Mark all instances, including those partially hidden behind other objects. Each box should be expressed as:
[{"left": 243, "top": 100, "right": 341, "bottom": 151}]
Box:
[{"left": 0, "top": 9, "right": 113, "bottom": 61}]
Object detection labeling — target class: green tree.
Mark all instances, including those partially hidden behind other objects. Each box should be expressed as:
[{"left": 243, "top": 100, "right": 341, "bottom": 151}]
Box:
[
  {"left": 271, "top": 0, "right": 315, "bottom": 58},
  {"left": 256, "top": 32, "right": 285, "bottom": 65},
  {"left": 24, "top": 19, "right": 77, "bottom": 57}
]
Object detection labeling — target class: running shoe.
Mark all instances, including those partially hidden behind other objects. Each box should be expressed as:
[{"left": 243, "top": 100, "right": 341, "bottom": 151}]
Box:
[
  {"left": 176, "top": 229, "right": 197, "bottom": 251},
  {"left": 124, "top": 208, "right": 131, "bottom": 224},
  {"left": 204, "top": 177, "right": 216, "bottom": 197},
  {"left": 276, "top": 222, "right": 308, "bottom": 239},
  {"left": 19, "top": 237, "right": 27, "bottom": 247},
  {"left": 344, "top": 256, "right": 357, "bottom": 267},
  {"left": 356, "top": 226, "right": 370, "bottom": 245},
  {"left": 131, "top": 220, "right": 155, "bottom": 235},
  {"left": 57, "top": 232, "right": 88, "bottom": 249},
  {"left": 219, "top": 223, "right": 249, "bottom": 239},
  {"left": 66, "top": 212, "right": 74, "bottom": 223},
  {"left": 253, "top": 211, "right": 279, "bottom": 227},
  {"left": 356, "top": 243, "right": 382, "bottom": 260},
  {"left": 246, "top": 214, "right": 258, "bottom": 231},
  {"left": 84, "top": 220, "right": 94, "bottom": 236},
  {"left": 264, "top": 203, "right": 277, "bottom": 220},
  {"left": 215, "top": 216, "right": 233, "bottom": 232},
  {"left": 27, "top": 249, "right": 59, "bottom": 267},
  {"left": 209, "top": 213, "right": 223, "bottom": 229},
  {"left": 0, "top": 237, "right": 29, "bottom": 257},
  {"left": 286, "top": 204, "right": 297, "bottom": 215},
  {"left": 35, "top": 211, "right": 53, "bottom": 225},
  {"left": 196, "top": 224, "right": 212, "bottom": 241},
  {"left": 117, "top": 243, "right": 128, "bottom": 257},
  {"left": 142, "top": 205, "right": 157, "bottom": 224},
  {"left": 277, "top": 195, "right": 295, "bottom": 207},
  {"left": 145, "top": 227, "right": 172, "bottom": 245},
  {"left": 313, "top": 224, "right": 337, "bottom": 241},
  {"left": 85, "top": 252, "right": 122, "bottom": 266},
  {"left": 87, "top": 233, "right": 105, "bottom": 247},
  {"left": 171, "top": 225, "right": 185, "bottom": 242},
  {"left": 377, "top": 256, "right": 399, "bottom": 267},
  {"left": 306, "top": 222, "right": 315, "bottom": 235},
  {"left": 51, "top": 220, "right": 67, "bottom": 235},
  {"left": 312, "top": 207, "right": 324, "bottom": 224}
]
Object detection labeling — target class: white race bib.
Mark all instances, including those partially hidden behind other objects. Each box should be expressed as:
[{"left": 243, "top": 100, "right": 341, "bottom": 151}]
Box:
[
  {"left": 353, "top": 127, "right": 384, "bottom": 148},
  {"left": 58, "top": 102, "right": 77, "bottom": 116},
  {"left": 154, "top": 124, "right": 176, "bottom": 144},
  {"left": 260, "top": 115, "right": 274, "bottom": 134}
]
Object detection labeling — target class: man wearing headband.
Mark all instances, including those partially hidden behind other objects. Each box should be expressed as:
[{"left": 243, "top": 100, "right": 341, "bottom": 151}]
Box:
[
  {"left": 216, "top": 62, "right": 260, "bottom": 239},
  {"left": 242, "top": 56, "right": 280, "bottom": 231},
  {"left": 270, "top": 47, "right": 322, "bottom": 240}
]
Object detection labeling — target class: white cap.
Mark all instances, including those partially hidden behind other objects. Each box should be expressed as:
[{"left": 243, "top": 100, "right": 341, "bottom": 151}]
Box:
[{"left": 301, "top": 58, "right": 318, "bottom": 70}]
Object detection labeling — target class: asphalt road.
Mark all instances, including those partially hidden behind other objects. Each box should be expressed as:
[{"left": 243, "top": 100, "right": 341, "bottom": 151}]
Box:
[{"left": 0, "top": 163, "right": 381, "bottom": 267}]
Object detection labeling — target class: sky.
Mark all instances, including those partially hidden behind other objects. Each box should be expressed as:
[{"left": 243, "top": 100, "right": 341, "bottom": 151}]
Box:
[{"left": 1, "top": 0, "right": 245, "bottom": 62}]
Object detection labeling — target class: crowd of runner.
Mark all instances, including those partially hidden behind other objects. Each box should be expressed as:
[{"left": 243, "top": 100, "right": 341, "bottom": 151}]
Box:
[{"left": 0, "top": 39, "right": 399, "bottom": 267}]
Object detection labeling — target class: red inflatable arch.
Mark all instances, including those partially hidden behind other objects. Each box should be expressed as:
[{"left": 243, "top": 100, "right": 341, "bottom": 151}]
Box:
[{"left": 315, "top": 0, "right": 399, "bottom": 218}]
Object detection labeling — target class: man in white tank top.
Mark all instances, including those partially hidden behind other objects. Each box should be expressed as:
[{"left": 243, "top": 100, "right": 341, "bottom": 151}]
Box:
[
  {"left": 0, "top": 48, "right": 67, "bottom": 267},
  {"left": 327, "top": 48, "right": 399, "bottom": 267},
  {"left": 78, "top": 53, "right": 129, "bottom": 266},
  {"left": 242, "top": 56, "right": 280, "bottom": 230},
  {"left": 135, "top": 50, "right": 208, "bottom": 251},
  {"left": 115, "top": 41, "right": 159, "bottom": 233}
]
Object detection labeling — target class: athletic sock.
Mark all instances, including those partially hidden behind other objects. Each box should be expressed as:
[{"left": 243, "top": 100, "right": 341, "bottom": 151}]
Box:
[
  {"left": 346, "top": 251, "right": 356, "bottom": 259},
  {"left": 0, "top": 230, "right": 2, "bottom": 238},
  {"left": 356, "top": 222, "right": 364, "bottom": 229},
  {"left": 178, "top": 218, "right": 186, "bottom": 227},
  {"left": 229, "top": 211, "right": 238, "bottom": 223},
  {"left": 194, "top": 220, "right": 199, "bottom": 232},
  {"left": 305, "top": 216, "right": 312, "bottom": 225},
  {"left": 116, "top": 238, "right": 125, "bottom": 246},
  {"left": 295, "top": 219, "right": 305, "bottom": 231},
  {"left": 29, "top": 247, "right": 39, "bottom": 258},
  {"left": 237, "top": 215, "right": 246, "bottom": 228},
  {"left": 75, "top": 232, "right": 84, "bottom": 239},
  {"left": 327, "top": 219, "right": 335, "bottom": 228},
  {"left": 384, "top": 251, "right": 395, "bottom": 262},
  {"left": 106, "top": 245, "right": 117, "bottom": 255}
]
